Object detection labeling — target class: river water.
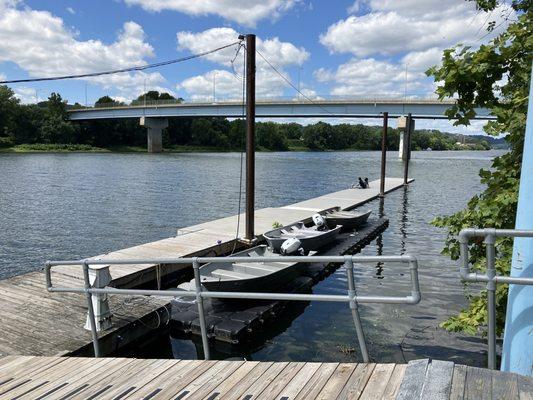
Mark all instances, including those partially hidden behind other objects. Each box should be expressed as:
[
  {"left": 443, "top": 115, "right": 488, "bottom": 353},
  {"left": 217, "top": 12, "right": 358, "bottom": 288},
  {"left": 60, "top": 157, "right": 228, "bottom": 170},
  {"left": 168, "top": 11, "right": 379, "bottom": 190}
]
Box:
[{"left": 0, "top": 150, "right": 504, "bottom": 363}]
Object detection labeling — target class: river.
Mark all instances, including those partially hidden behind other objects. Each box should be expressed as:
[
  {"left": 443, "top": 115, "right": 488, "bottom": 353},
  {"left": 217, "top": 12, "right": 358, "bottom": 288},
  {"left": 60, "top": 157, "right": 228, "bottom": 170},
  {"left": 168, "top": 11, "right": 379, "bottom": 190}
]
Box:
[{"left": 0, "top": 150, "right": 504, "bottom": 364}]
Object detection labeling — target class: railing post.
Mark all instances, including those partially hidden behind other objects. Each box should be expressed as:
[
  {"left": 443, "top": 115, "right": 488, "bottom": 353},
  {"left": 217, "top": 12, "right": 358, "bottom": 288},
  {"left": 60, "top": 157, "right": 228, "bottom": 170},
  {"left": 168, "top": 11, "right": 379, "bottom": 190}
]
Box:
[
  {"left": 485, "top": 232, "right": 497, "bottom": 369},
  {"left": 193, "top": 259, "right": 211, "bottom": 360},
  {"left": 82, "top": 260, "right": 101, "bottom": 357},
  {"left": 345, "top": 257, "right": 370, "bottom": 362}
]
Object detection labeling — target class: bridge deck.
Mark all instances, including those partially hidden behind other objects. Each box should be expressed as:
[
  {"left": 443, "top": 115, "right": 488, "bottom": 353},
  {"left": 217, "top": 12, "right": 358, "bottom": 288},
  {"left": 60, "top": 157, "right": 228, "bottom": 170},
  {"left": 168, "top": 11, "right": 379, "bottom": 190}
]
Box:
[
  {"left": 0, "top": 356, "right": 530, "bottom": 399},
  {"left": 0, "top": 178, "right": 408, "bottom": 357}
]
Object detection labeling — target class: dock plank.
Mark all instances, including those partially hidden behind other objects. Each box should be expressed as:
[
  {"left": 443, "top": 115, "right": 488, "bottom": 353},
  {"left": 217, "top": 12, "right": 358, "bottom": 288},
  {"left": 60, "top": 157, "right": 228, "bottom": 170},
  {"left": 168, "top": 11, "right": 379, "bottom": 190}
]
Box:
[
  {"left": 337, "top": 363, "right": 376, "bottom": 399},
  {"left": 0, "top": 357, "right": 531, "bottom": 400},
  {"left": 219, "top": 361, "right": 274, "bottom": 400},
  {"left": 464, "top": 366, "right": 492, "bottom": 400},
  {"left": 359, "top": 363, "right": 395, "bottom": 400},
  {"left": 449, "top": 364, "right": 467, "bottom": 400},
  {"left": 294, "top": 363, "right": 338, "bottom": 400},
  {"left": 395, "top": 359, "right": 429, "bottom": 400},
  {"left": 382, "top": 364, "right": 407, "bottom": 400},
  {"left": 316, "top": 363, "right": 358, "bottom": 400},
  {"left": 419, "top": 359, "right": 454, "bottom": 399}
]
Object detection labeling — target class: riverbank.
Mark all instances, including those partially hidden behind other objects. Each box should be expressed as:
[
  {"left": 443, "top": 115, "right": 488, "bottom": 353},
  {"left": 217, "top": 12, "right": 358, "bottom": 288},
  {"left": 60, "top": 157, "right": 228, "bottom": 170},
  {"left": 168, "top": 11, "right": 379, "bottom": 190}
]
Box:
[{"left": 0, "top": 143, "right": 495, "bottom": 153}]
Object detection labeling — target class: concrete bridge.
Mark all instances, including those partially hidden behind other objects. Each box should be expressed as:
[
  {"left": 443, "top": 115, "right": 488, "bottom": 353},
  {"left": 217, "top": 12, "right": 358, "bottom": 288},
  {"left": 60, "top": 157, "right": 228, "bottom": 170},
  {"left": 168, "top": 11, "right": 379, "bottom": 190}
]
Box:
[{"left": 67, "top": 98, "right": 493, "bottom": 152}]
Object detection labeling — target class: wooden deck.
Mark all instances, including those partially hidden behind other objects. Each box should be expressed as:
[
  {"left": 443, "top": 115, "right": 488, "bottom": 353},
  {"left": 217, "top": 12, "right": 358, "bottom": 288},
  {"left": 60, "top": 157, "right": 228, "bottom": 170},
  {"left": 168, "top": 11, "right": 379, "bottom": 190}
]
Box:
[
  {"left": 0, "top": 178, "right": 409, "bottom": 358},
  {"left": 0, "top": 356, "right": 530, "bottom": 399}
]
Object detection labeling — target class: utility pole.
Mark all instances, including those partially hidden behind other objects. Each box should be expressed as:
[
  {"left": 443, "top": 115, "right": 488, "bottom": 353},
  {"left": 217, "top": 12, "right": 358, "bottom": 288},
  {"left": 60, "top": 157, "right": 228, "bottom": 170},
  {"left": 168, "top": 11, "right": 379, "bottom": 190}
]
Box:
[{"left": 244, "top": 34, "right": 256, "bottom": 241}]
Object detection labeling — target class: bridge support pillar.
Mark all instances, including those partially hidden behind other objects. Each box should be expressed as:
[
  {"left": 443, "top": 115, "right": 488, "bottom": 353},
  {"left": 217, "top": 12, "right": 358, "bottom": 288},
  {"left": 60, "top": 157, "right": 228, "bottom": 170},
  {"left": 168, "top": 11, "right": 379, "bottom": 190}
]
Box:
[{"left": 140, "top": 117, "right": 168, "bottom": 153}]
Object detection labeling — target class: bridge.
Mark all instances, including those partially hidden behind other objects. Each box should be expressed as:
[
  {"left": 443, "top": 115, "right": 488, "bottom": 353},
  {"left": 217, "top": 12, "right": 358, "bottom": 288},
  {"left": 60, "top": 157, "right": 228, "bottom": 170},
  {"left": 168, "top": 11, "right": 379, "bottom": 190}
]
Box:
[{"left": 67, "top": 98, "right": 493, "bottom": 152}]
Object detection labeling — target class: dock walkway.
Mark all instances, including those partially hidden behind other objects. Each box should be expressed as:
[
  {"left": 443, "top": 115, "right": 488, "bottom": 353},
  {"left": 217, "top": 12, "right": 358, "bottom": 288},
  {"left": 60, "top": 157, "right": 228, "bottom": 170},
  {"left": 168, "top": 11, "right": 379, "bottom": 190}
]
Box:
[
  {"left": 0, "top": 178, "right": 409, "bottom": 357},
  {"left": 0, "top": 356, "right": 531, "bottom": 399}
]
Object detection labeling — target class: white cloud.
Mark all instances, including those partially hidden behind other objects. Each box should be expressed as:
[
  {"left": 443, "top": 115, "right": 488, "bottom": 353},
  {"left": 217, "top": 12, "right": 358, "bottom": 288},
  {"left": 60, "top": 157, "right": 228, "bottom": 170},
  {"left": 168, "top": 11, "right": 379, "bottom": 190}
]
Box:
[
  {"left": 176, "top": 28, "right": 309, "bottom": 68},
  {"left": 0, "top": 2, "right": 173, "bottom": 99},
  {"left": 320, "top": 3, "right": 515, "bottom": 57},
  {"left": 315, "top": 58, "right": 432, "bottom": 98},
  {"left": 66, "top": 7, "right": 75, "bottom": 14},
  {"left": 123, "top": 0, "right": 299, "bottom": 27},
  {"left": 317, "top": 0, "right": 515, "bottom": 102},
  {"left": 401, "top": 48, "right": 443, "bottom": 73},
  {"left": 176, "top": 28, "right": 310, "bottom": 100},
  {"left": 14, "top": 87, "right": 38, "bottom": 103}
]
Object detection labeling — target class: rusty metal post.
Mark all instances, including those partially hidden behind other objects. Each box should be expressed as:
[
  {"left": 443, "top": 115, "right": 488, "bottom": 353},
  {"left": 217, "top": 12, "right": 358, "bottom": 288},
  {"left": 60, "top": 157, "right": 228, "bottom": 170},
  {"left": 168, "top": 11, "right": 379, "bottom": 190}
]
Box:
[
  {"left": 379, "top": 112, "right": 388, "bottom": 197},
  {"left": 403, "top": 113, "right": 412, "bottom": 185},
  {"left": 245, "top": 34, "right": 256, "bottom": 241}
]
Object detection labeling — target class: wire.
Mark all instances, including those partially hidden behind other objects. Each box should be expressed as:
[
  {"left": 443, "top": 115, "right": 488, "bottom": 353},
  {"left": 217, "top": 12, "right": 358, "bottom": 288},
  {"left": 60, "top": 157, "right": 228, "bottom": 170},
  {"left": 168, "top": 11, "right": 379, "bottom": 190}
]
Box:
[
  {"left": 255, "top": 48, "right": 335, "bottom": 116},
  {"left": 231, "top": 42, "right": 246, "bottom": 254},
  {"left": 0, "top": 41, "right": 242, "bottom": 84}
]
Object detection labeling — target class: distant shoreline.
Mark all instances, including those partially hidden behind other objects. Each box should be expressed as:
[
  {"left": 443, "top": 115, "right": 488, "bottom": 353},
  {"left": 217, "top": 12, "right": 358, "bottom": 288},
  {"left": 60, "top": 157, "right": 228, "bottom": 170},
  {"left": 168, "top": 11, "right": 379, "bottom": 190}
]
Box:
[{"left": 0, "top": 143, "right": 504, "bottom": 154}]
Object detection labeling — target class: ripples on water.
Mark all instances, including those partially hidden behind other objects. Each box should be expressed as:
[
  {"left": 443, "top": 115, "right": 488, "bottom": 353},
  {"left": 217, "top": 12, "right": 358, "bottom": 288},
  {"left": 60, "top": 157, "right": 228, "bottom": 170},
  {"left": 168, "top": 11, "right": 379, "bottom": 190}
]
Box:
[{"left": 0, "top": 150, "right": 503, "bottom": 362}]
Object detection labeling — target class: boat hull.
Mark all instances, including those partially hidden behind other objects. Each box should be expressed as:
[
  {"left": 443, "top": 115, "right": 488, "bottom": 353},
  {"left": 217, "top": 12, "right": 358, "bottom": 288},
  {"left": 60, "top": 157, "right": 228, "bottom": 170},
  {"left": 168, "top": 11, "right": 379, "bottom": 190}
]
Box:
[
  {"left": 263, "top": 224, "right": 342, "bottom": 253},
  {"left": 201, "top": 262, "right": 305, "bottom": 292},
  {"left": 324, "top": 210, "right": 372, "bottom": 231}
]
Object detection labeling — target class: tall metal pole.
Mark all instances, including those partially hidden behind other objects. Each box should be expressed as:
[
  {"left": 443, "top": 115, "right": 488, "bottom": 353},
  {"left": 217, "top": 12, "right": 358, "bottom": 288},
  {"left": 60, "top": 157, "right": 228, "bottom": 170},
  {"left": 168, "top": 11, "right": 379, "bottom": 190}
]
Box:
[
  {"left": 245, "top": 34, "right": 256, "bottom": 241},
  {"left": 403, "top": 113, "right": 412, "bottom": 185},
  {"left": 379, "top": 112, "right": 388, "bottom": 197}
]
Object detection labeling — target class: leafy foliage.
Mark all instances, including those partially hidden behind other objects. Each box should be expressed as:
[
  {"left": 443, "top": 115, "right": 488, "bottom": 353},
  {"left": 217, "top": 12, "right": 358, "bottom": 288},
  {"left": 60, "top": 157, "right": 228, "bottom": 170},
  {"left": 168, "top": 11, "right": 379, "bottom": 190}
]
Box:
[{"left": 428, "top": 0, "right": 532, "bottom": 335}]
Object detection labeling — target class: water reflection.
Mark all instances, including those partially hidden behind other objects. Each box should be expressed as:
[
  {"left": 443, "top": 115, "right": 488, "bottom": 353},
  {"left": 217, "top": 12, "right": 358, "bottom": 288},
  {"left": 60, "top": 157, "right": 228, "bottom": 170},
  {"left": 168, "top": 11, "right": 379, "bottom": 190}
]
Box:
[{"left": 399, "top": 185, "right": 409, "bottom": 255}]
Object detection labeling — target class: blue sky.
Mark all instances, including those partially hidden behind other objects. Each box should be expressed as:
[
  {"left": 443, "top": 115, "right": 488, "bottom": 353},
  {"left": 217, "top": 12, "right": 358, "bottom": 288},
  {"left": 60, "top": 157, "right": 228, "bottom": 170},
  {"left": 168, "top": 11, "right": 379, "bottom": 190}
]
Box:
[{"left": 0, "top": 0, "right": 514, "bottom": 133}]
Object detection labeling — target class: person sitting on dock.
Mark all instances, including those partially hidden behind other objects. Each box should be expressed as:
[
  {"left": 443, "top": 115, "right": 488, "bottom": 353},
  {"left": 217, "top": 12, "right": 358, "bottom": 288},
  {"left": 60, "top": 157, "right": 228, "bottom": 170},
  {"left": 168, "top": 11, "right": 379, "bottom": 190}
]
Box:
[
  {"left": 364, "top": 177, "right": 369, "bottom": 188},
  {"left": 358, "top": 177, "right": 366, "bottom": 188}
]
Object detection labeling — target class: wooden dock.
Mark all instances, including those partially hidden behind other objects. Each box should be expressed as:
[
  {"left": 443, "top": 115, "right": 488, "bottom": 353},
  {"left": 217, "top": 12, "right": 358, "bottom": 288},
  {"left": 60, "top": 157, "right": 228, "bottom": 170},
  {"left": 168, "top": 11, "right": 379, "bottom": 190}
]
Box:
[
  {"left": 0, "top": 178, "right": 409, "bottom": 357},
  {"left": 0, "top": 356, "right": 530, "bottom": 399}
]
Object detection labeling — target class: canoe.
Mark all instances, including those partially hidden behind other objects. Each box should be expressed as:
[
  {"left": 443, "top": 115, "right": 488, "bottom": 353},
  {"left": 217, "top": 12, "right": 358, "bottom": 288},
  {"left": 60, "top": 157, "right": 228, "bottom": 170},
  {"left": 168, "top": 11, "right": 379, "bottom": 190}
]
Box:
[
  {"left": 178, "top": 245, "right": 305, "bottom": 292},
  {"left": 321, "top": 207, "right": 372, "bottom": 230},
  {"left": 263, "top": 221, "right": 341, "bottom": 253}
]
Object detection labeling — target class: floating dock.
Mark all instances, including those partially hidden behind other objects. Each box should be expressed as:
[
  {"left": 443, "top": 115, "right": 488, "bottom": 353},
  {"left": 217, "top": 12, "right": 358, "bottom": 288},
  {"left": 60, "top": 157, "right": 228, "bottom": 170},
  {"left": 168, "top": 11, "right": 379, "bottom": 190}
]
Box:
[
  {"left": 171, "top": 217, "right": 389, "bottom": 344},
  {"left": 0, "top": 356, "right": 531, "bottom": 399},
  {"left": 0, "top": 178, "right": 409, "bottom": 357}
]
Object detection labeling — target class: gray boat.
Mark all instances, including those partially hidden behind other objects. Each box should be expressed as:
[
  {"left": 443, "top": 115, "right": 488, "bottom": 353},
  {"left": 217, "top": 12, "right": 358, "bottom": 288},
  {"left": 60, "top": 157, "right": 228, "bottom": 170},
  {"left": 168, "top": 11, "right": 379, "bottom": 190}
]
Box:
[
  {"left": 263, "top": 221, "right": 341, "bottom": 253},
  {"left": 178, "top": 245, "right": 305, "bottom": 292},
  {"left": 321, "top": 207, "right": 372, "bottom": 231}
]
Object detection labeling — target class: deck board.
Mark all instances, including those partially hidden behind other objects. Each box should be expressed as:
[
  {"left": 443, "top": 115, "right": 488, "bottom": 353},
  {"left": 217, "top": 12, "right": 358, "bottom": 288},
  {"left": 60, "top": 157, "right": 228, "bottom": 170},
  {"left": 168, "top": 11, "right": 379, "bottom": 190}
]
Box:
[{"left": 0, "top": 356, "right": 530, "bottom": 399}]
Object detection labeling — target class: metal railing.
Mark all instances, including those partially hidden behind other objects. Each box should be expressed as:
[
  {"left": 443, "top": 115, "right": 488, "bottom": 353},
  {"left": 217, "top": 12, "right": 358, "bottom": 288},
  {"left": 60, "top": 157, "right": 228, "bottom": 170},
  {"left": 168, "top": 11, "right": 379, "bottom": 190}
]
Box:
[
  {"left": 45, "top": 254, "right": 421, "bottom": 361},
  {"left": 68, "top": 94, "right": 452, "bottom": 111},
  {"left": 458, "top": 228, "right": 533, "bottom": 369}
]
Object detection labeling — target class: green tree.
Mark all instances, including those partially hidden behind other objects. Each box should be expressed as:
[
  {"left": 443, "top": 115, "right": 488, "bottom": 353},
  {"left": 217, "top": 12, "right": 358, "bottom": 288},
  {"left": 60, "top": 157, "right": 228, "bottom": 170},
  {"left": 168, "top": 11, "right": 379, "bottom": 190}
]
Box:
[
  {"left": 40, "top": 93, "right": 76, "bottom": 143},
  {"left": 0, "top": 85, "right": 20, "bottom": 143},
  {"left": 95, "top": 95, "right": 118, "bottom": 107},
  {"left": 428, "top": 0, "right": 532, "bottom": 335}
]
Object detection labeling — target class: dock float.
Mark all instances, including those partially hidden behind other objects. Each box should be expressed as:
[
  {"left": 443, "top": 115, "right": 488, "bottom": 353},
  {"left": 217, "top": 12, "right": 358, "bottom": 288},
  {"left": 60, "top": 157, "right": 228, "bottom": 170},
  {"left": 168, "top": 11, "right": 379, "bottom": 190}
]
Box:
[
  {"left": 171, "top": 217, "right": 389, "bottom": 344},
  {"left": 0, "top": 177, "right": 409, "bottom": 357},
  {"left": 0, "top": 356, "right": 531, "bottom": 399}
]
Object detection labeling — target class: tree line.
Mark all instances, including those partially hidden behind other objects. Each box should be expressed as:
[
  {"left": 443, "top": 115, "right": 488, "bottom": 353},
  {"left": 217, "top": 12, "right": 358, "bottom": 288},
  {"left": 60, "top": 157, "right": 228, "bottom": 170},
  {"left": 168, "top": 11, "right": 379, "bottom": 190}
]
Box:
[{"left": 0, "top": 86, "right": 492, "bottom": 151}]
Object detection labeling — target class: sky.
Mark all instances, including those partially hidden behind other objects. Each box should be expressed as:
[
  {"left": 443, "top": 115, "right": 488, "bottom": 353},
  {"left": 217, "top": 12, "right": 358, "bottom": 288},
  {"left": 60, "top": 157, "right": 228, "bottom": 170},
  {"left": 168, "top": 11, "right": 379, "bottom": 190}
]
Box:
[{"left": 0, "top": 0, "right": 516, "bottom": 134}]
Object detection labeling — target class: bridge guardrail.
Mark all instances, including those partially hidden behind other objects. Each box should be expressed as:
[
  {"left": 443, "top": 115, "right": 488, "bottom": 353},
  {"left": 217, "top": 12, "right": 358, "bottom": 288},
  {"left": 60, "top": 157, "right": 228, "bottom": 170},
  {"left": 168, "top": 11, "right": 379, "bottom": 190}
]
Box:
[{"left": 68, "top": 95, "right": 453, "bottom": 111}]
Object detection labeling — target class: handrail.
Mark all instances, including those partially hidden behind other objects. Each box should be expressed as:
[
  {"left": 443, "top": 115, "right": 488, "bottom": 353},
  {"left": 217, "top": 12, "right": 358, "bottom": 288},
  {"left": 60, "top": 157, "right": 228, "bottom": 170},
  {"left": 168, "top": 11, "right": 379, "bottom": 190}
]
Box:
[
  {"left": 457, "top": 228, "right": 533, "bottom": 370},
  {"left": 68, "top": 95, "right": 453, "bottom": 111},
  {"left": 45, "top": 254, "right": 421, "bottom": 361}
]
